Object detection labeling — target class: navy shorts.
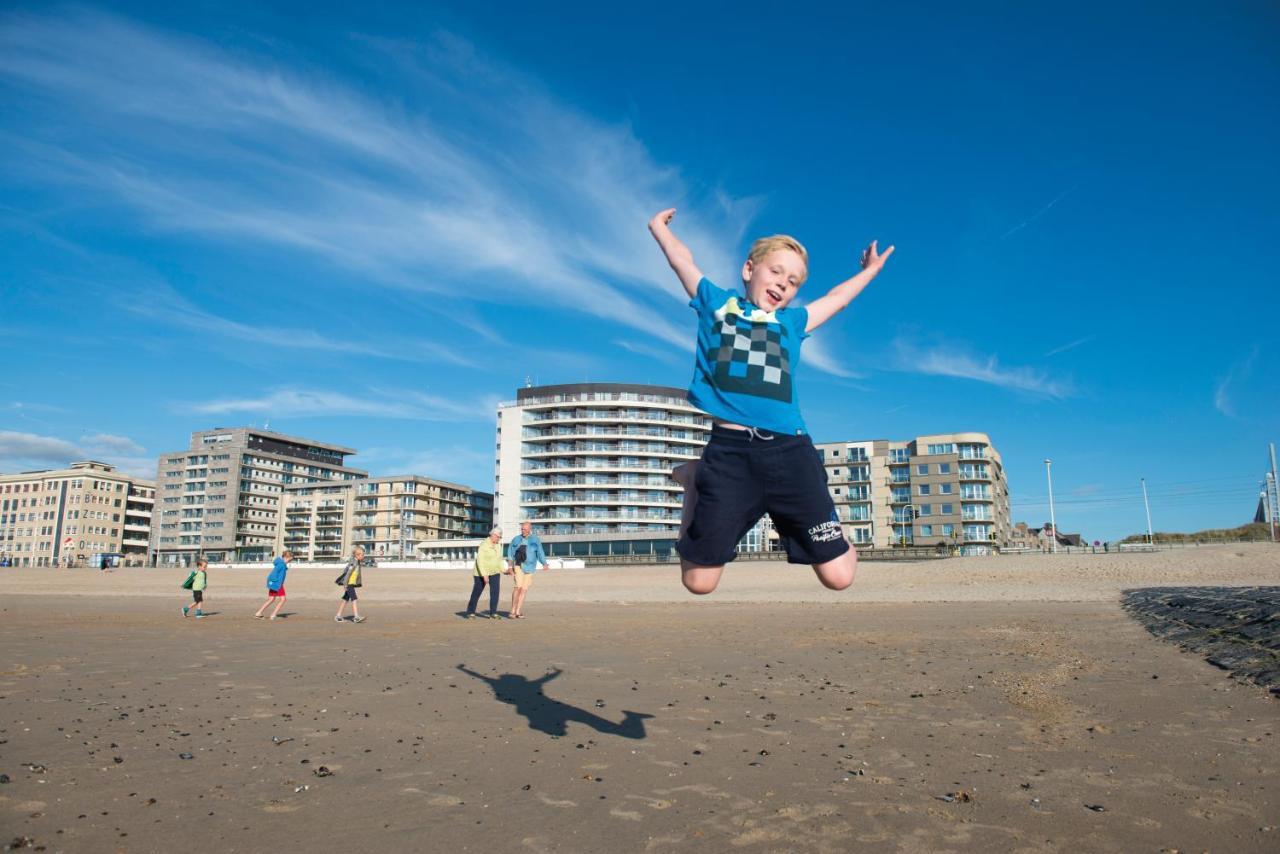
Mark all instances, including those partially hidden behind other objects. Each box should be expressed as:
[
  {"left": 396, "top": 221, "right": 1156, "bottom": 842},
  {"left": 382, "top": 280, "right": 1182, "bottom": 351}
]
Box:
[
  {"left": 342, "top": 586, "right": 358, "bottom": 601},
  {"left": 677, "top": 425, "right": 850, "bottom": 566}
]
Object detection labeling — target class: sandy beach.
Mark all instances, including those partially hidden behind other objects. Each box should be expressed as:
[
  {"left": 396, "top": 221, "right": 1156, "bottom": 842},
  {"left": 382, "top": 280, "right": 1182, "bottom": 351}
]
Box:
[{"left": 1, "top": 544, "right": 1276, "bottom": 852}]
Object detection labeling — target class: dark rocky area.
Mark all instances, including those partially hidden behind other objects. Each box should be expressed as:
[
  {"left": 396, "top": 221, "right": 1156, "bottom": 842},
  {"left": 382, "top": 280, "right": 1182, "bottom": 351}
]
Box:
[{"left": 1122, "top": 586, "right": 1280, "bottom": 696}]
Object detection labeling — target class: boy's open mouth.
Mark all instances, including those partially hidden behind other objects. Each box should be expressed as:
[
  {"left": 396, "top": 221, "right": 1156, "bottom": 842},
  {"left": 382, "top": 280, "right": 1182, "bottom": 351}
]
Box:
[{"left": 765, "top": 288, "right": 783, "bottom": 304}]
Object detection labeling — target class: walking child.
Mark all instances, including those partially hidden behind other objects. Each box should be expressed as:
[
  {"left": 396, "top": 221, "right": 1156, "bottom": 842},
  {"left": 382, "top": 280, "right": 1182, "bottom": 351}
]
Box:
[
  {"left": 181, "top": 557, "right": 208, "bottom": 618},
  {"left": 334, "top": 545, "right": 371, "bottom": 623},
  {"left": 648, "top": 208, "right": 893, "bottom": 594},
  {"left": 254, "top": 550, "right": 292, "bottom": 620}
]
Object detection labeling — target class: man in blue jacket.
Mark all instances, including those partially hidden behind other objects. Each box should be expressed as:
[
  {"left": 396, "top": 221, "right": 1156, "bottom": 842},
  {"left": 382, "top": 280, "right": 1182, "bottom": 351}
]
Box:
[{"left": 507, "top": 521, "right": 549, "bottom": 619}]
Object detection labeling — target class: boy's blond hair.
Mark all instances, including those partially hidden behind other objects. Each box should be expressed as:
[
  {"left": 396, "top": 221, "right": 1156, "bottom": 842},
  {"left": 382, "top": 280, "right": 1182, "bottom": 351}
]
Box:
[{"left": 748, "top": 235, "right": 808, "bottom": 284}]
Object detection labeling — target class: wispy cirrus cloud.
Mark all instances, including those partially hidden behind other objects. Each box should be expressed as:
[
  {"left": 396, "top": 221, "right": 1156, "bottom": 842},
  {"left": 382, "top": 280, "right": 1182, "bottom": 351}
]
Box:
[
  {"left": 1214, "top": 346, "right": 1259, "bottom": 418},
  {"left": 122, "top": 285, "right": 480, "bottom": 367},
  {"left": 999, "top": 184, "right": 1078, "bottom": 240},
  {"left": 182, "top": 388, "right": 499, "bottom": 422},
  {"left": 0, "top": 10, "right": 757, "bottom": 355},
  {"left": 0, "top": 430, "right": 154, "bottom": 477},
  {"left": 891, "top": 338, "right": 1073, "bottom": 399},
  {"left": 1043, "top": 334, "right": 1095, "bottom": 358}
]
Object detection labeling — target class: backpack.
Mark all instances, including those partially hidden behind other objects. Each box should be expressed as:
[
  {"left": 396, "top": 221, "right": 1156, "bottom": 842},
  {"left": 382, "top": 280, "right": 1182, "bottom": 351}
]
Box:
[
  {"left": 181, "top": 570, "right": 197, "bottom": 590},
  {"left": 334, "top": 567, "right": 348, "bottom": 586},
  {"left": 512, "top": 540, "right": 527, "bottom": 566}
]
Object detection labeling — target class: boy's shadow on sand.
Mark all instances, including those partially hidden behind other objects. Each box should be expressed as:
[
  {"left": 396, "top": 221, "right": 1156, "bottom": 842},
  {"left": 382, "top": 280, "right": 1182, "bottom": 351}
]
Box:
[{"left": 457, "top": 664, "right": 653, "bottom": 739}]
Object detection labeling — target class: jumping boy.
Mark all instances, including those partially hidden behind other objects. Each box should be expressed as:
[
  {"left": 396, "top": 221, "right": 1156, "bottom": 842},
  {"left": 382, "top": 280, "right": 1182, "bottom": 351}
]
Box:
[
  {"left": 648, "top": 208, "right": 893, "bottom": 594},
  {"left": 181, "top": 557, "right": 208, "bottom": 618}
]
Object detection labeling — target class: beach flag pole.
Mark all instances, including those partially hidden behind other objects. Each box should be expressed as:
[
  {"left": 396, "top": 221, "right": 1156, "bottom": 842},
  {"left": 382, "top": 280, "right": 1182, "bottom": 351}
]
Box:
[{"left": 1044, "top": 459, "right": 1057, "bottom": 554}]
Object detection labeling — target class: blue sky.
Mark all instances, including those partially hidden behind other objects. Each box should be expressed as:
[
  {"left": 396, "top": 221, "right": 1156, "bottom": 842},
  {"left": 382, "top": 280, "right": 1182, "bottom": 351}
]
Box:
[{"left": 2, "top": 1, "right": 1277, "bottom": 541}]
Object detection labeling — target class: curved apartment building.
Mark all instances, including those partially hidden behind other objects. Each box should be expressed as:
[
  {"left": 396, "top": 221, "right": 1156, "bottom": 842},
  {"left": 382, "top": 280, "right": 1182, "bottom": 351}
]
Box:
[{"left": 494, "top": 383, "right": 711, "bottom": 547}]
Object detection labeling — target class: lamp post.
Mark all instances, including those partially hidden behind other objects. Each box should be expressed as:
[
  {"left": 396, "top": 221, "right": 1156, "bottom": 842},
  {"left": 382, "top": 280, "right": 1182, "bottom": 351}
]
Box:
[
  {"left": 1044, "top": 459, "right": 1057, "bottom": 554},
  {"left": 1141, "top": 477, "right": 1154, "bottom": 545},
  {"left": 899, "top": 503, "right": 915, "bottom": 547}
]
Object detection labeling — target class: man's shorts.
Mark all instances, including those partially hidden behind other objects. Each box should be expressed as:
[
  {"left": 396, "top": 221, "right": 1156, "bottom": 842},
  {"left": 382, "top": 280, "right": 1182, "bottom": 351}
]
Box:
[
  {"left": 513, "top": 567, "right": 534, "bottom": 589},
  {"left": 342, "top": 586, "right": 358, "bottom": 601},
  {"left": 192, "top": 590, "right": 204, "bottom": 603},
  {"left": 677, "top": 424, "right": 850, "bottom": 567}
]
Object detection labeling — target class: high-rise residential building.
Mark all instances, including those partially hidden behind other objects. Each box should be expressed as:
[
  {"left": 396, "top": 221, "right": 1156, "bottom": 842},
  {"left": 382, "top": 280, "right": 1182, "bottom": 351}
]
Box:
[
  {"left": 493, "top": 383, "right": 710, "bottom": 559},
  {"left": 276, "top": 475, "right": 493, "bottom": 561},
  {"left": 0, "top": 461, "right": 154, "bottom": 567},
  {"left": 150, "top": 428, "right": 366, "bottom": 566},
  {"left": 814, "top": 432, "right": 1011, "bottom": 554}
]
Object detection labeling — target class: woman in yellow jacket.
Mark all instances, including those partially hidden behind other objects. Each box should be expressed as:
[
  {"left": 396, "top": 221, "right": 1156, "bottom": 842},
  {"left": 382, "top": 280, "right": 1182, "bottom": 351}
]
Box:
[{"left": 466, "top": 526, "right": 506, "bottom": 619}]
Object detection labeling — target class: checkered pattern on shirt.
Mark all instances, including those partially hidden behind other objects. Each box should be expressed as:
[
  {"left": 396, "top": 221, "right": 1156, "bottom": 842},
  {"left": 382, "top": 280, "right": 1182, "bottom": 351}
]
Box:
[{"left": 710, "top": 310, "right": 793, "bottom": 403}]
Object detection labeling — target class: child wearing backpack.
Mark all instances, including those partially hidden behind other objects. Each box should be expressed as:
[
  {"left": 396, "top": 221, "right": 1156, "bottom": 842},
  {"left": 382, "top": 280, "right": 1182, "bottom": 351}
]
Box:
[{"left": 181, "top": 557, "right": 208, "bottom": 619}]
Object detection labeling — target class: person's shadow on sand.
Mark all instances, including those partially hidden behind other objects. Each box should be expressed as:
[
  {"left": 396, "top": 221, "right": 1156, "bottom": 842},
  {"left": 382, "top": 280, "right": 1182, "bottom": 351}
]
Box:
[{"left": 457, "top": 665, "right": 653, "bottom": 739}]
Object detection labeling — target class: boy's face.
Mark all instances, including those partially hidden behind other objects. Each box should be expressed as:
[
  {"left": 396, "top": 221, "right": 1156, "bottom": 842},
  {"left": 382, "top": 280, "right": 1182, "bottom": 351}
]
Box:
[{"left": 742, "top": 249, "right": 806, "bottom": 313}]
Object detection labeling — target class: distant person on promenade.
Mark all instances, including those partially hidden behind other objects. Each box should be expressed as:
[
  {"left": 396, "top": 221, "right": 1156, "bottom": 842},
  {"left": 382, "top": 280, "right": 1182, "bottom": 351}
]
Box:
[
  {"left": 466, "top": 525, "right": 506, "bottom": 619},
  {"left": 254, "top": 550, "right": 293, "bottom": 620},
  {"left": 649, "top": 208, "right": 893, "bottom": 595},
  {"left": 507, "top": 520, "right": 549, "bottom": 619},
  {"left": 334, "top": 545, "right": 373, "bottom": 623},
  {"left": 181, "top": 557, "right": 208, "bottom": 619}
]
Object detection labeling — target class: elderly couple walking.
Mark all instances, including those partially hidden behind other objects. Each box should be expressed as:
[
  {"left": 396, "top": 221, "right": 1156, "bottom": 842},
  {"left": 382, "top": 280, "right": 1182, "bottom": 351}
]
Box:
[{"left": 466, "top": 521, "right": 549, "bottom": 619}]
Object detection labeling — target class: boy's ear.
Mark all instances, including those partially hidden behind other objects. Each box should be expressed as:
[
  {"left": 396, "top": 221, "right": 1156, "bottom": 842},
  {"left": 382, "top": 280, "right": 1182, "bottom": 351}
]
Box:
[{"left": 741, "top": 258, "right": 754, "bottom": 284}]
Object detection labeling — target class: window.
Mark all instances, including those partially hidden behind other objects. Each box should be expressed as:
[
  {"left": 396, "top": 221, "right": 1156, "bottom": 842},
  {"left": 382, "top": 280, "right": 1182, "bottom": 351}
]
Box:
[
  {"left": 919, "top": 504, "right": 932, "bottom": 516},
  {"left": 938, "top": 463, "right": 951, "bottom": 474},
  {"left": 927, "top": 443, "right": 955, "bottom": 455},
  {"left": 941, "top": 523, "right": 954, "bottom": 535},
  {"left": 919, "top": 525, "right": 933, "bottom": 537},
  {"left": 889, "top": 448, "right": 910, "bottom": 463},
  {"left": 939, "top": 483, "right": 953, "bottom": 495},
  {"left": 941, "top": 504, "right": 953, "bottom": 515},
  {"left": 917, "top": 464, "right": 928, "bottom": 475},
  {"left": 918, "top": 484, "right": 931, "bottom": 496}
]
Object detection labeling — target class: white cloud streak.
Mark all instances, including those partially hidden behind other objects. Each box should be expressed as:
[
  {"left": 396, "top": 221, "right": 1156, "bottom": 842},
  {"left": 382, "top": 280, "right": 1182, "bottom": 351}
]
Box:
[
  {"left": 892, "top": 338, "right": 1073, "bottom": 399},
  {"left": 122, "top": 285, "right": 480, "bottom": 367},
  {"left": 0, "top": 10, "right": 759, "bottom": 355},
  {"left": 1214, "top": 347, "right": 1258, "bottom": 418},
  {"left": 999, "top": 184, "right": 1078, "bottom": 240},
  {"left": 182, "top": 388, "right": 499, "bottom": 422},
  {"left": 1043, "top": 335, "right": 1095, "bottom": 358}
]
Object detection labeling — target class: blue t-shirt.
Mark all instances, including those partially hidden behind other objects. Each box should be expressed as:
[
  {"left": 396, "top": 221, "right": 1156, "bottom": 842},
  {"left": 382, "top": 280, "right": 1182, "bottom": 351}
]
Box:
[{"left": 687, "top": 277, "right": 809, "bottom": 435}]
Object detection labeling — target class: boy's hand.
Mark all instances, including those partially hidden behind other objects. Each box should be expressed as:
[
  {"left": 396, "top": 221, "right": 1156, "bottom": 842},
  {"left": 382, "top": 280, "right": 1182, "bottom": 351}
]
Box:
[
  {"left": 648, "top": 208, "right": 677, "bottom": 234},
  {"left": 860, "top": 240, "right": 895, "bottom": 274}
]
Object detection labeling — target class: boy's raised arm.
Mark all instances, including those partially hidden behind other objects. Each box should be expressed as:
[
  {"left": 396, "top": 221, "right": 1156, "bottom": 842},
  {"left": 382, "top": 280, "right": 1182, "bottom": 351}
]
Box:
[
  {"left": 804, "top": 240, "right": 895, "bottom": 333},
  {"left": 648, "top": 208, "right": 704, "bottom": 299}
]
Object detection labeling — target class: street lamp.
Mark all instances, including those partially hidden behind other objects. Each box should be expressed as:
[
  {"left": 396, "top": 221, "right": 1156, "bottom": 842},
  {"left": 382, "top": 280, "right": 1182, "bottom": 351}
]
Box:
[
  {"left": 1141, "top": 477, "right": 1154, "bottom": 546},
  {"left": 1044, "top": 459, "right": 1057, "bottom": 554},
  {"left": 898, "top": 503, "right": 916, "bottom": 547}
]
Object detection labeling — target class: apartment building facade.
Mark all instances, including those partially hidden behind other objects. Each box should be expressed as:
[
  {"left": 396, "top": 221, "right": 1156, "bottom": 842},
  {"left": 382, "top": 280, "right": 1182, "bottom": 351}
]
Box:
[
  {"left": 0, "top": 460, "right": 154, "bottom": 567},
  {"left": 493, "top": 382, "right": 711, "bottom": 559},
  {"left": 150, "top": 428, "right": 366, "bottom": 566},
  {"left": 276, "top": 475, "right": 493, "bottom": 561},
  {"left": 814, "top": 432, "right": 1011, "bottom": 553}
]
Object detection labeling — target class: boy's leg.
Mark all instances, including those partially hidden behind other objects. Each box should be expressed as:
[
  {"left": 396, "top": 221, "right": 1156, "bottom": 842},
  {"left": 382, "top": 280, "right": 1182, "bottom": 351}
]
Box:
[
  {"left": 271, "top": 596, "right": 285, "bottom": 618},
  {"left": 766, "top": 438, "right": 856, "bottom": 592},
  {"left": 671, "top": 460, "right": 699, "bottom": 542},
  {"left": 679, "top": 561, "right": 725, "bottom": 595},
  {"left": 335, "top": 599, "right": 347, "bottom": 620},
  {"left": 676, "top": 439, "right": 762, "bottom": 596},
  {"left": 811, "top": 548, "right": 857, "bottom": 591},
  {"left": 254, "top": 597, "right": 271, "bottom": 617}
]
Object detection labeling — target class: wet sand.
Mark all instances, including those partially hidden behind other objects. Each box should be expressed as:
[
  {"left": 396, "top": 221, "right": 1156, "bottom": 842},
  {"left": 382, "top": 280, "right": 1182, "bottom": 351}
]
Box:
[{"left": 0, "top": 545, "right": 1277, "bottom": 852}]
